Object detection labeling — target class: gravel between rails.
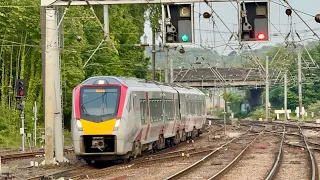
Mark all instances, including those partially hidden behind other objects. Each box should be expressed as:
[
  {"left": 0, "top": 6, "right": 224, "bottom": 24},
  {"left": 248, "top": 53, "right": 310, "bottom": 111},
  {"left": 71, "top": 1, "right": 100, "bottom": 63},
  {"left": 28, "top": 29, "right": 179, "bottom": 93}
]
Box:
[
  {"left": 175, "top": 134, "right": 258, "bottom": 180},
  {"left": 6, "top": 154, "right": 86, "bottom": 180},
  {"left": 276, "top": 134, "right": 310, "bottom": 180},
  {"left": 219, "top": 133, "right": 280, "bottom": 180},
  {"left": 10, "top": 125, "right": 245, "bottom": 180},
  {"left": 99, "top": 126, "right": 249, "bottom": 180}
]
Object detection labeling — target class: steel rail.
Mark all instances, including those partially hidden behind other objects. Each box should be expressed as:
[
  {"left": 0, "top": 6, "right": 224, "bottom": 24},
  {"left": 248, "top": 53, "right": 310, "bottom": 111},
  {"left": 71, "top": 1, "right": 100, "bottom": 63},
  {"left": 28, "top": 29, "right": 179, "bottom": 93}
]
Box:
[
  {"left": 163, "top": 126, "right": 254, "bottom": 180},
  {"left": 1, "top": 148, "right": 73, "bottom": 163},
  {"left": 207, "top": 127, "right": 265, "bottom": 180},
  {"left": 265, "top": 125, "right": 285, "bottom": 180},
  {"left": 298, "top": 126, "right": 319, "bottom": 180},
  {"left": 30, "top": 122, "right": 222, "bottom": 180}
]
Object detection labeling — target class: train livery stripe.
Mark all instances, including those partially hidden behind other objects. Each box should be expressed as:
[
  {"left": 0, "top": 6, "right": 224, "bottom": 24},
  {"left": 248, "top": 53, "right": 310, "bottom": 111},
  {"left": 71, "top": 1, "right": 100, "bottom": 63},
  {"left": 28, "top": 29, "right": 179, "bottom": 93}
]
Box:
[
  {"left": 80, "top": 119, "right": 116, "bottom": 135},
  {"left": 74, "top": 86, "right": 81, "bottom": 119},
  {"left": 135, "top": 129, "right": 143, "bottom": 141},
  {"left": 117, "top": 85, "right": 128, "bottom": 118}
]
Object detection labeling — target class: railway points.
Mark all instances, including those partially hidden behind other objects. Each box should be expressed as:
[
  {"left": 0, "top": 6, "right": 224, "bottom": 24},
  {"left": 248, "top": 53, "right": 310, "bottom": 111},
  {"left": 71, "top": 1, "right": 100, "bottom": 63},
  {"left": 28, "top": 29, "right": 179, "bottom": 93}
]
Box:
[{"left": 3, "top": 119, "right": 320, "bottom": 180}]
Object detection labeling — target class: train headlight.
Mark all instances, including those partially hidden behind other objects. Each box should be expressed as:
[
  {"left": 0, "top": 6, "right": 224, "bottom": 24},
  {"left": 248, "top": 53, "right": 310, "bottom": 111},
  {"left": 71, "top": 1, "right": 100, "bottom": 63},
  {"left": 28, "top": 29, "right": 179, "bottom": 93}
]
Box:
[
  {"left": 113, "top": 118, "right": 123, "bottom": 131},
  {"left": 76, "top": 119, "right": 83, "bottom": 131}
]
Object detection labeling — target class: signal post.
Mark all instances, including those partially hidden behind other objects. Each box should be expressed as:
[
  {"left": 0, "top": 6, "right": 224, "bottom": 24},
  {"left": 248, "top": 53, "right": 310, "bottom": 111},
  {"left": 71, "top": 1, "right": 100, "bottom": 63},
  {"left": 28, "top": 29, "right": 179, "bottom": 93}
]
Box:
[{"left": 15, "top": 79, "right": 27, "bottom": 152}]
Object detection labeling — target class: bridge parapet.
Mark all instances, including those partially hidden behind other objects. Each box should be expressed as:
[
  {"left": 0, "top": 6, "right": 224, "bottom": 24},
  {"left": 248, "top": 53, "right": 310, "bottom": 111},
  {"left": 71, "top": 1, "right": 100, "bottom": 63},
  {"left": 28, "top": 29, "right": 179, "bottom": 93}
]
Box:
[{"left": 173, "top": 68, "right": 265, "bottom": 87}]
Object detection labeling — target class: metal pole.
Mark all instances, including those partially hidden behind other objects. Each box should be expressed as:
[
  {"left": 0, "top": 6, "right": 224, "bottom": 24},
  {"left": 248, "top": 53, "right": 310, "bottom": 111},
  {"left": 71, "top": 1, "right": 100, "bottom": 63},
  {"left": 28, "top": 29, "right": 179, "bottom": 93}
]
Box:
[
  {"left": 223, "top": 87, "right": 226, "bottom": 135},
  {"left": 298, "top": 49, "right": 303, "bottom": 121},
  {"left": 152, "top": 29, "right": 156, "bottom": 81},
  {"left": 21, "top": 102, "right": 25, "bottom": 152},
  {"left": 159, "top": 68, "right": 162, "bottom": 82},
  {"left": 103, "top": 5, "right": 109, "bottom": 35},
  {"left": 212, "top": 88, "right": 215, "bottom": 109},
  {"left": 33, "top": 101, "right": 37, "bottom": 147},
  {"left": 170, "top": 56, "right": 173, "bottom": 83},
  {"left": 54, "top": 7, "right": 64, "bottom": 163},
  {"left": 284, "top": 72, "right": 287, "bottom": 121},
  {"left": 265, "top": 56, "right": 269, "bottom": 122},
  {"left": 217, "top": 88, "right": 220, "bottom": 108},
  {"left": 41, "top": 7, "right": 56, "bottom": 165},
  {"left": 164, "top": 47, "right": 169, "bottom": 83}
]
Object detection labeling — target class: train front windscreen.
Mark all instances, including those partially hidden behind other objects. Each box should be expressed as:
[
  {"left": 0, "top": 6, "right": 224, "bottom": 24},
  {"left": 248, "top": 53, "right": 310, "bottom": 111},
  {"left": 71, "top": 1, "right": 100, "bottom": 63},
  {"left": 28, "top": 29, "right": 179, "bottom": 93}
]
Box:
[{"left": 80, "top": 86, "right": 120, "bottom": 122}]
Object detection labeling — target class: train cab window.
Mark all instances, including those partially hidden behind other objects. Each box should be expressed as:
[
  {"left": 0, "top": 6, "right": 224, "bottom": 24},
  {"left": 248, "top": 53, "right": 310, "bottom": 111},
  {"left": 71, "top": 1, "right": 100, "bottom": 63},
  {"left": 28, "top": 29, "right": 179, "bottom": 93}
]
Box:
[{"left": 80, "top": 87, "right": 120, "bottom": 121}]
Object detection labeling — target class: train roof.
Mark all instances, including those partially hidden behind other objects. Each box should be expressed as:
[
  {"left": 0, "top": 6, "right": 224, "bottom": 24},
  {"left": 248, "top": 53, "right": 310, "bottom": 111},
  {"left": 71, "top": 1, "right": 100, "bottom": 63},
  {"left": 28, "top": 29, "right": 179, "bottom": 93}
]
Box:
[{"left": 80, "top": 76, "right": 204, "bottom": 95}]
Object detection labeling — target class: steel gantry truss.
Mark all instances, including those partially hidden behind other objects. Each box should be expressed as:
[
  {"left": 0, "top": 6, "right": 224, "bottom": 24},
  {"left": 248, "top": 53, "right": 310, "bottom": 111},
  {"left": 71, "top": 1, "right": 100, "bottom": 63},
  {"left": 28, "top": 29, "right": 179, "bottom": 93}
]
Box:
[{"left": 42, "top": 0, "right": 269, "bottom": 6}]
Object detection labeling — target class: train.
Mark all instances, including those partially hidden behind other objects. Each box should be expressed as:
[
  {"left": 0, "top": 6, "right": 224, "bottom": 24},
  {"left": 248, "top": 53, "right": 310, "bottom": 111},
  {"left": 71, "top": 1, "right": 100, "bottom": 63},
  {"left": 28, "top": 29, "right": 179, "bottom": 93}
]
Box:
[{"left": 71, "top": 76, "right": 207, "bottom": 164}]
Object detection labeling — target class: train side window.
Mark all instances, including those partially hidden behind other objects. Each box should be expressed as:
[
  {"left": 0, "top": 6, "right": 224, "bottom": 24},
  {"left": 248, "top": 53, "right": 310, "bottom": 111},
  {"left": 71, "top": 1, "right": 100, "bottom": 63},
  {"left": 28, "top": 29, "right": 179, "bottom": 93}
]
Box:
[
  {"left": 167, "top": 99, "right": 174, "bottom": 121},
  {"left": 175, "top": 100, "right": 180, "bottom": 120},
  {"left": 140, "top": 99, "right": 147, "bottom": 124}
]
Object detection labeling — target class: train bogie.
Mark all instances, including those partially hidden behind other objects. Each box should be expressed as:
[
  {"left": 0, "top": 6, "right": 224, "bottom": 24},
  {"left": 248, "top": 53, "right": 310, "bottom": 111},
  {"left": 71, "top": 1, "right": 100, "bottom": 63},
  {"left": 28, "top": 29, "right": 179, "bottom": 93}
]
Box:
[{"left": 71, "top": 76, "right": 206, "bottom": 163}]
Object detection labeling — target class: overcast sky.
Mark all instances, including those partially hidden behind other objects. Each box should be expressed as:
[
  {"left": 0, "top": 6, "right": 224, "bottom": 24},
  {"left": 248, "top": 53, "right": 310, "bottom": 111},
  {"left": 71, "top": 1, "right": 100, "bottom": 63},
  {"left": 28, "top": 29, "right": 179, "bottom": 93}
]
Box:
[{"left": 141, "top": 0, "right": 320, "bottom": 56}]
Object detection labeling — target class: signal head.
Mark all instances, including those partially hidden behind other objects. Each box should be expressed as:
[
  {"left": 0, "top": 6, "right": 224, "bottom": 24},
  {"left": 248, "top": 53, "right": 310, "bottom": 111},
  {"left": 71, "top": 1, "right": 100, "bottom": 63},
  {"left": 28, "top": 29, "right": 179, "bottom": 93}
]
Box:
[
  {"left": 19, "top": 91, "right": 24, "bottom": 96},
  {"left": 315, "top": 14, "right": 320, "bottom": 23},
  {"left": 285, "top": 9, "right": 292, "bottom": 16},
  {"left": 203, "top": 12, "right": 211, "bottom": 19},
  {"left": 257, "top": 32, "right": 266, "bottom": 40},
  {"left": 181, "top": 34, "right": 189, "bottom": 42}
]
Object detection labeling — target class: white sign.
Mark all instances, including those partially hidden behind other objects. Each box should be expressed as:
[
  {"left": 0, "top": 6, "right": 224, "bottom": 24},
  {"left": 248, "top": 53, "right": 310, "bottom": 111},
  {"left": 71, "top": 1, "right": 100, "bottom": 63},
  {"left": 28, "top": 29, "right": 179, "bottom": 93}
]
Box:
[
  {"left": 20, "top": 128, "right": 24, "bottom": 135},
  {"left": 295, "top": 107, "right": 305, "bottom": 117}
]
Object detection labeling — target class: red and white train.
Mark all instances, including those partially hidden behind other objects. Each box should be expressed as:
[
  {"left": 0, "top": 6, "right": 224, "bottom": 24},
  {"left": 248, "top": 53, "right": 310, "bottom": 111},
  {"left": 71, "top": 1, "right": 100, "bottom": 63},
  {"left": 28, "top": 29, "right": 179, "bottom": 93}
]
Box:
[{"left": 71, "top": 76, "right": 206, "bottom": 164}]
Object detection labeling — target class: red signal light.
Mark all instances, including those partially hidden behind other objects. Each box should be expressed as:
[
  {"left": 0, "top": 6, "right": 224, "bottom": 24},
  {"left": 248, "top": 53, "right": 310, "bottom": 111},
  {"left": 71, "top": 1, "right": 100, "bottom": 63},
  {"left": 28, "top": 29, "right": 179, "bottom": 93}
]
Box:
[
  {"left": 257, "top": 32, "right": 266, "bottom": 40},
  {"left": 19, "top": 91, "right": 24, "bottom": 96}
]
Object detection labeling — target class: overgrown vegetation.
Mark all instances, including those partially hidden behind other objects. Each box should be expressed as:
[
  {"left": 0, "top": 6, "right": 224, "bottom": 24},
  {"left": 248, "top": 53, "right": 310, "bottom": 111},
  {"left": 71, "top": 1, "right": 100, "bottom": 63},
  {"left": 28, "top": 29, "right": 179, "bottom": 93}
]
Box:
[
  {"left": 246, "top": 42, "right": 320, "bottom": 120},
  {"left": 0, "top": 1, "right": 154, "bottom": 147}
]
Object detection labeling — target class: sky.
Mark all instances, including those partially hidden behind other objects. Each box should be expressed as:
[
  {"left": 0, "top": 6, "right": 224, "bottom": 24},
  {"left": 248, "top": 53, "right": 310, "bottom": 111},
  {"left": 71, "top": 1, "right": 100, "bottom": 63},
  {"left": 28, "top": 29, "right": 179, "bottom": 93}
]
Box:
[{"left": 141, "top": 0, "right": 320, "bottom": 56}]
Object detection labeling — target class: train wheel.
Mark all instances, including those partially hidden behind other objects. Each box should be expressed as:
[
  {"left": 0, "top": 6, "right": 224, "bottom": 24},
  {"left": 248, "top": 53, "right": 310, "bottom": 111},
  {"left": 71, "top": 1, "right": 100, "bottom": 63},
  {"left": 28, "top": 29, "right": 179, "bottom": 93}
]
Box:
[
  {"left": 174, "top": 131, "right": 180, "bottom": 145},
  {"left": 157, "top": 135, "right": 165, "bottom": 150},
  {"left": 131, "top": 141, "right": 142, "bottom": 158},
  {"left": 191, "top": 128, "right": 197, "bottom": 139},
  {"left": 181, "top": 130, "right": 187, "bottom": 142}
]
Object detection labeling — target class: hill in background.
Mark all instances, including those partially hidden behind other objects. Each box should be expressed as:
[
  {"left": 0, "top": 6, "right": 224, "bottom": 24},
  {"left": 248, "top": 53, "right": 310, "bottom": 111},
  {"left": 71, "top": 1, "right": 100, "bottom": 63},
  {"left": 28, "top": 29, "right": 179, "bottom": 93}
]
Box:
[{"left": 144, "top": 45, "right": 276, "bottom": 69}]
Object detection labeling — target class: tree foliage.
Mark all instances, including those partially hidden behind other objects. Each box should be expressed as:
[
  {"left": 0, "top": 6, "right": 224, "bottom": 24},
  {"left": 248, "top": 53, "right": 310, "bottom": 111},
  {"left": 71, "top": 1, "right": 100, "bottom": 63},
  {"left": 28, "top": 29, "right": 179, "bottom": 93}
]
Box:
[
  {"left": 247, "top": 42, "right": 320, "bottom": 119},
  {"left": 0, "top": 1, "right": 152, "bottom": 146}
]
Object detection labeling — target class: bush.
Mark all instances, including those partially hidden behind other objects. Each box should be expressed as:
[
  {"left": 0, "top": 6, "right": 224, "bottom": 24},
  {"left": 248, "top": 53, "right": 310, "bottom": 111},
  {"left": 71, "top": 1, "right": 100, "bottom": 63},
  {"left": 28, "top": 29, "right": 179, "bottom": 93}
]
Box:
[
  {"left": 235, "top": 112, "right": 249, "bottom": 119},
  {"left": 248, "top": 107, "right": 265, "bottom": 120},
  {"left": 0, "top": 107, "right": 21, "bottom": 147}
]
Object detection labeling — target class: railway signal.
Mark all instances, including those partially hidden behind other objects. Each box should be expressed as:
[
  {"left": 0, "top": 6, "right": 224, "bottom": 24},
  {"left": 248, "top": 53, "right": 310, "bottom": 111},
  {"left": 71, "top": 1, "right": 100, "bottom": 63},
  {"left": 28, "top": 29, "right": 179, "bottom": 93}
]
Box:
[
  {"left": 162, "top": 3, "right": 194, "bottom": 45},
  {"left": 316, "top": 14, "right": 320, "bottom": 23},
  {"left": 239, "top": 1, "right": 270, "bottom": 42},
  {"left": 15, "top": 79, "right": 27, "bottom": 97}
]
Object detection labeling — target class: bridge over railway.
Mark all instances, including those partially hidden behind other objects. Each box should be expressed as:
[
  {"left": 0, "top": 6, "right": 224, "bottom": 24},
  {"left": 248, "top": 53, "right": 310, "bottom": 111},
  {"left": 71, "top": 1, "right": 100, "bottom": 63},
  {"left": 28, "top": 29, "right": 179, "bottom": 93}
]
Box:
[{"left": 172, "top": 67, "right": 265, "bottom": 88}]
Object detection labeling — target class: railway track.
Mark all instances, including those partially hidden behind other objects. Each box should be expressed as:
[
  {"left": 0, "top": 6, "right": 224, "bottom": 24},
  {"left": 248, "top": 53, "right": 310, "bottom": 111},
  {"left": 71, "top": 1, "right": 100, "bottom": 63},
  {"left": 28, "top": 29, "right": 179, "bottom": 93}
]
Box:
[
  {"left": 265, "top": 125, "right": 285, "bottom": 180},
  {"left": 1, "top": 148, "right": 74, "bottom": 163},
  {"left": 27, "top": 123, "right": 230, "bottom": 180},
  {"left": 273, "top": 125, "right": 319, "bottom": 180},
  {"left": 163, "top": 125, "right": 265, "bottom": 180}
]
